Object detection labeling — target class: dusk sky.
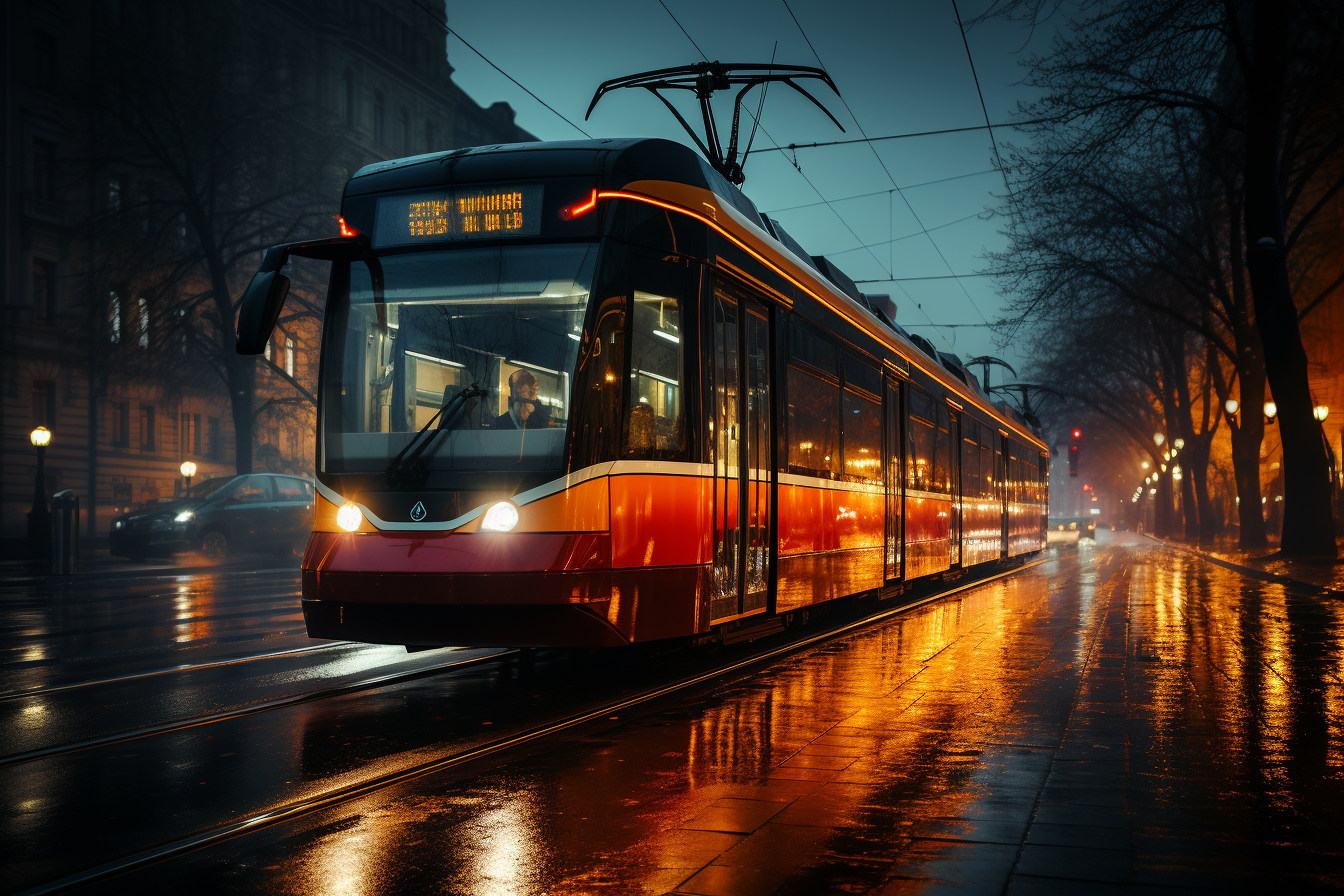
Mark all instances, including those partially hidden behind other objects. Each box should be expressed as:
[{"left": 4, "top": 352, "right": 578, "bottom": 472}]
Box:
[{"left": 443, "top": 0, "right": 1052, "bottom": 379}]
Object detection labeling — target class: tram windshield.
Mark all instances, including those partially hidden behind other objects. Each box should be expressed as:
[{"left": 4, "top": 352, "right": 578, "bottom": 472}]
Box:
[{"left": 321, "top": 243, "right": 597, "bottom": 475}]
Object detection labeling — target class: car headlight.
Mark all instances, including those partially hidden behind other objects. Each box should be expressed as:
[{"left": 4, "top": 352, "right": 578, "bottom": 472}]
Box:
[
  {"left": 113, "top": 520, "right": 123, "bottom": 530},
  {"left": 175, "top": 510, "right": 194, "bottom": 523},
  {"left": 481, "top": 501, "right": 519, "bottom": 532},
  {"left": 336, "top": 502, "right": 363, "bottom": 532}
]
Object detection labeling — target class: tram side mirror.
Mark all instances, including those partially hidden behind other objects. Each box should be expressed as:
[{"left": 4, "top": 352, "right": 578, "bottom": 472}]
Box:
[{"left": 236, "top": 246, "right": 291, "bottom": 355}]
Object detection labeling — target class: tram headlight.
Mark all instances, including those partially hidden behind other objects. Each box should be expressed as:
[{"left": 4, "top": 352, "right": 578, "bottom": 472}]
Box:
[
  {"left": 481, "top": 501, "right": 519, "bottom": 532},
  {"left": 336, "top": 502, "right": 364, "bottom": 532}
]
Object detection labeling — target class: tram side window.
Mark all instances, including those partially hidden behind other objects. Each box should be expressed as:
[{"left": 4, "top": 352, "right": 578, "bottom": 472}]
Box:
[
  {"left": 842, "top": 388, "right": 881, "bottom": 484},
  {"left": 623, "top": 290, "right": 684, "bottom": 457},
  {"left": 979, "top": 429, "right": 993, "bottom": 501},
  {"left": 933, "top": 401, "right": 951, "bottom": 494},
  {"left": 962, "top": 418, "right": 980, "bottom": 500},
  {"left": 907, "top": 385, "right": 937, "bottom": 492},
  {"left": 787, "top": 365, "right": 840, "bottom": 479}
]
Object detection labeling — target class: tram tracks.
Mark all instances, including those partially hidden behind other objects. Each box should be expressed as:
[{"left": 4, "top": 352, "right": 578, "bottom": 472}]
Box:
[
  {"left": 0, "top": 648, "right": 514, "bottom": 769},
  {"left": 13, "top": 557, "right": 1048, "bottom": 896}
]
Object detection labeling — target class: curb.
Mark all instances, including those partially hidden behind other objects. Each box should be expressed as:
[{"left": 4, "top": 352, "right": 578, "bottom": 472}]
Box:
[{"left": 1143, "top": 535, "right": 1342, "bottom": 597}]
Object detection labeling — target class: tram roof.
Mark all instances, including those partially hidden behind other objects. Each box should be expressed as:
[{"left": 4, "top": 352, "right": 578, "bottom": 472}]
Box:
[{"left": 347, "top": 138, "right": 1043, "bottom": 448}]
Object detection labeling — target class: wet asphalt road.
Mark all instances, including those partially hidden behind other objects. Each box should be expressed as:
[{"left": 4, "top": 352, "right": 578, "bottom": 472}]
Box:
[{"left": 3, "top": 533, "right": 1343, "bottom": 894}]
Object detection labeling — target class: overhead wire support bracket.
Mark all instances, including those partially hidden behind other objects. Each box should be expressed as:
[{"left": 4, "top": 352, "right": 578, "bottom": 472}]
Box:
[{"left": 585, "top": 62, "right": 843, "bottom": 185}]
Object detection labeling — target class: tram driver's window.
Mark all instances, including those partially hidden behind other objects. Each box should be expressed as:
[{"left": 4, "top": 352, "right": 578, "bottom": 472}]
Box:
[{"left": 623, "top": 290, "right": 684, "bottom": 456}]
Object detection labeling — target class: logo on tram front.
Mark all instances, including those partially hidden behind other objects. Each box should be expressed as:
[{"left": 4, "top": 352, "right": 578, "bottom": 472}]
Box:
[{"left": 410, "top": 501, "right": 427, "bottom": 522}]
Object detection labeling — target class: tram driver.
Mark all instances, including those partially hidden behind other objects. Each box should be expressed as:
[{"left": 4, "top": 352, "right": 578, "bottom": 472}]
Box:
[{"left": 495, "top": 368, "right": 552, "bottom": 429}]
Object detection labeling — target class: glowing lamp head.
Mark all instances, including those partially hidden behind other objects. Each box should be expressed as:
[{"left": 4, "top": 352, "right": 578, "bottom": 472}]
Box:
[
  {"left": 336, "top": 502, "right": 363, "bottom": 532},
  {"left": 30, "top": 426, "right": 52, "bottom": 448},
  {"left": 1173, "top": 438, "right": 1184, "bottom": 450},
  {"left": 1264, "top": 401, "right": 1277, "bottom": 420},
  {"left": 481, "top": 501, "right": 519, "bottom": 533},
  {"left": 1225, "top": 399, "right": 1239, "bottom": 415},
  {"left": 1153, "top": 433, "right": 1165, "bottom": 446},
  {"left": 180, "top": 461, "right": 197, "bottom": 478},
  {"left": 1314, "top": 405, "right": 1329, "bottom": 422}
]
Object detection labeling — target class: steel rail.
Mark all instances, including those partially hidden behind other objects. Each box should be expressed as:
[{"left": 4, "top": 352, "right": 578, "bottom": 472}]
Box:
[
  {"left": 14, "top": 556, "right": 1048, "bottom": 896},
  {"left": 0, "top": 648, "right": 514, "bottom": 769},
  {"left": 0, "top": 642, "right": 346, "bottom": 703}
]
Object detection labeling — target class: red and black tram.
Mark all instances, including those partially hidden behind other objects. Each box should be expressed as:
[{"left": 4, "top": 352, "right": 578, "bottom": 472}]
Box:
[{"left": 237, "top": 137, "right": 1048, "bottom": 648}]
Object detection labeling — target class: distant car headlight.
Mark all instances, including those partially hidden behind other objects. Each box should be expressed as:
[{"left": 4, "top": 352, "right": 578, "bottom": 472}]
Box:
[
  {"left": 113, "top": 520, "right": 122, "bottom": 530},
  {"left": 481, "top": 501, "right": 519, "bottom": 532},
  {"left": 336, "top": 502, "right": 363, "bottom": 532},
  {"left": 175, "top": 510, "right": 194, "bottom": 523}
]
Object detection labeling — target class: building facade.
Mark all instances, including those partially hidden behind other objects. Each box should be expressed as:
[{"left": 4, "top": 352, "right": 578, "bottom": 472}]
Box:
[{"left": 0, "top": 0, "right": 536, "bottom": 547}]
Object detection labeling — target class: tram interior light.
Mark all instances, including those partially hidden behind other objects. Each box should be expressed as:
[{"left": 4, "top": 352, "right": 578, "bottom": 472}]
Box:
[
  {"left": 1153, "top": 432, "right": 1165, "bottom": 446},
  {"left": 482, "top": 501, "right": 519, "bottom": 532},
  {"left": 1173, "top": 438, "right": 1185, "bottom": 450},
  {"left": 336, "top": 502, "right": 363, "bottom": 532},
  {"left": 1141, "top": 460, "right": 1150, "bottom": 470}
]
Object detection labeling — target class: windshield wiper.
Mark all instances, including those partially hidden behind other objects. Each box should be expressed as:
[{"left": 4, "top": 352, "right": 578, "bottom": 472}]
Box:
[{"left": 384, "top": 384, "right": 485, "bottom": 490}]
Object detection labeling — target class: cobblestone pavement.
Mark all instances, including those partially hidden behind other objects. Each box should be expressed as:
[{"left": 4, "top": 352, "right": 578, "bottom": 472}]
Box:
[{"left": 80, "top": 533, "right": 1344, "bottom": 894}]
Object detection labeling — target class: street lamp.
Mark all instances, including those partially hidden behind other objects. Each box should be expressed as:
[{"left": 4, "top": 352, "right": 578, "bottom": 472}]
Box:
[
  {"left": 1314, "top": 405, "right": 1329, "bottom": 422},
  {"left": 180, "top": 460, "right": 197, "bottom": 496},
  {"left": 28, "top": 426, "right": 52, "bottom": 561},
  {"left": 1264, "top": 401, "right": 1277, "bottom": 422},
  {"left": 1225, "top": 398, "right": 1240, "bottom": 415},
  {"left": 1173, "top": 438, "right": 1185, "bottom": 450},
  {"left": 1153, "top": 432, "right": 1165, "bottom": 447}
]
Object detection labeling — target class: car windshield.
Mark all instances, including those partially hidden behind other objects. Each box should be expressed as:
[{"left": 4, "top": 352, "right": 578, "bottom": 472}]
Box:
[{"left": 321, "top": 243, "right": 597, "bottom": 475}]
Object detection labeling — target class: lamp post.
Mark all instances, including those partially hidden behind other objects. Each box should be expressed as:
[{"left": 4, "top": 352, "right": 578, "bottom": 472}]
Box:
[
  {"left": 28, "top": 427, "right": 52, "bottom": 562},
  {"left": 180, "top": 460, "right": 197, "bottom": 496}
]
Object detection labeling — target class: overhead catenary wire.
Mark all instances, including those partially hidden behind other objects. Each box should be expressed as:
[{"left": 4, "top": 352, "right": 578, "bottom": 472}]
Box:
[
  {"left": 761, "top": 168, "right": 998, "bottom": 213},
  {"left": 402, "top": 0, "right": 591, "bottom": 138},
  {"left": 950, "top": 0, "right": 1022, "bottom": 223},
  {"left": 743, "top": 118, "right": 1053, "bottom": 155},
  {"left": 825, "top": 210, "right": 988, "bottom": 258},
  {"left": 780, "top": 0, "right": 991, "bottom": 338}
]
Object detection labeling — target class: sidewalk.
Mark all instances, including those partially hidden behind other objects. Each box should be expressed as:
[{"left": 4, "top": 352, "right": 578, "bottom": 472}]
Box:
[{"left": 1147, "top": 533, "right": 1344, "bottom": 595}]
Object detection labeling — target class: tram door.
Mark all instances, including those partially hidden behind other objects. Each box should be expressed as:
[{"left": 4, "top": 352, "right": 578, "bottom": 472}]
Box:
[
  {"left": 710, "top": 282, "right": 771, "bottom": 622},
  {"left": 884, "top": 377, "right": 903, "bottom": 583},
  {"left": 949, "top": 408, "right": 962, "bottom": 566}
]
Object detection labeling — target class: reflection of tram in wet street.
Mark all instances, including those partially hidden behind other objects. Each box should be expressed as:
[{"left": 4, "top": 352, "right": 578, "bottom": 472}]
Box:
[{"left": 238, "top": 136, "right": 1048, "bottom": 649}]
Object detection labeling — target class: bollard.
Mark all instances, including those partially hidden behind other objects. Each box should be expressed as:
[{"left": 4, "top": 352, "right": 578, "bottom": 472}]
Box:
[{"left": 51, "top": 490, "right": 80, "bottom": 576}]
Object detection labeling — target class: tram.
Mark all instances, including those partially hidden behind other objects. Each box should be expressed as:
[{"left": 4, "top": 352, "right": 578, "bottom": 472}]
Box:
[{"left": 237, "top": 136, "right": 1048, "bottom": 648}]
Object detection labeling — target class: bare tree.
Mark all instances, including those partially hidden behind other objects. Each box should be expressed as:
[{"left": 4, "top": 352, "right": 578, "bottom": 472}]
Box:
[
  {"left": 981, "top": 0, "right": 1344, "bottom": 555},
  {"left": 87, "top": 5, "right": 340, "bottom": 475}
]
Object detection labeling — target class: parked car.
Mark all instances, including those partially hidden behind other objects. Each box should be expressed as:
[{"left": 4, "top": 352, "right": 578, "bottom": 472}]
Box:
[
  {"left": 109, "top": 474, "right": 313, "bottom": 562},
  {"left": 1046, "top": 516, "right": 1097, "bottom": 545}
]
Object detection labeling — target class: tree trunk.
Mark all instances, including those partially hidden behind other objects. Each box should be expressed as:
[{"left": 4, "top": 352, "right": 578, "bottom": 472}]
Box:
[{"left": 1242, "top": 0, "right": 1337, "bottom": 556}]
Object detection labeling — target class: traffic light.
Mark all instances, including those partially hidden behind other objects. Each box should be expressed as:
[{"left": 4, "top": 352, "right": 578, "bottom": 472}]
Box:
[{"left": 1068, "top": 429, "right": 1080, "bottom": 477}]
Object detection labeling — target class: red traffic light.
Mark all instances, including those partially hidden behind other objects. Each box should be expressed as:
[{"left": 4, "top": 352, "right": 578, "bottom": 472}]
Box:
[{"left": 1072, "top": 429, "right": 1081, "bottom": 439}]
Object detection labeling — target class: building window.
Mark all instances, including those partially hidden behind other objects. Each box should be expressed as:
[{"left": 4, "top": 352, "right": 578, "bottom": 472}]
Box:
[
  {"left": 285, "top": 337, "right": 296, "bottom": 377},
  {"left": 34, "top": 31, "right": 57, "bottom": 87},
  {"left": 32, "top": 258, "right": 56, "bottom": 322},
  {"left": 137, "top": 297, "right": 150, "bottom": 348},
  {"left": 139, "top": 404, "right": 156, "bottom": 451},
  {"left": 182, "top": 412, "right": 202, "bottom": 455},
  {"left": 344, "top": 69, "right": 355, "bottom": 125},
  {"left": 32, "top": 380, "right": 56, "bottom": 428},
  {"left": 32, "top": 139, "right": 56, "bottom": 201},
  {"left": 108, "top": 291, "right": 122, "bottom": 343},
  {"left": 208, "top": 416, "right": 223, "bottom": 460},
  {"left": 111, "top": 401, "right": 130, "bottom": 447},
  {"left": 374, "top": 91, "right": 385, "bottom": 144}
]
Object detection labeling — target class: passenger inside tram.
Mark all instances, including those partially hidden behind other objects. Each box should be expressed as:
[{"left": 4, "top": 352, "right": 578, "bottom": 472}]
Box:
[{"left": 493, "top": 369, "right": 552, "bottom": 430}]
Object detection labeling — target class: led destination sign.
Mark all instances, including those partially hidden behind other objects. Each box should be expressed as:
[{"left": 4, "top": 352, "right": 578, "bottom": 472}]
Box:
[{"left": 374, "top": 184, "right": 544, "bottom": 246}]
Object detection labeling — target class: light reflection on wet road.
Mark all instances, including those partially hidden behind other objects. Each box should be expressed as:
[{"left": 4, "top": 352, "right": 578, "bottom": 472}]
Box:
[{"left": 5, "top": 534, "right": 1344, "bottom": 894}]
